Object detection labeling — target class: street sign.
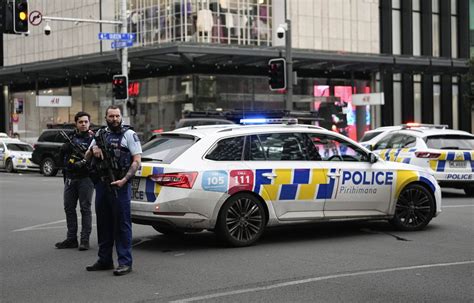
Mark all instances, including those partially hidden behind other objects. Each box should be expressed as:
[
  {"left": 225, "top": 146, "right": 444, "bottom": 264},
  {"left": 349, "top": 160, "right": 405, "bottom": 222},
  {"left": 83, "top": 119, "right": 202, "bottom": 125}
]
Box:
[
  {"left": 98, "top": 32, "right": 136, "bottom": 41},
  {"left": 29, "top": 10, "right": 42, "bottom": 26},
  {"left": 111, "top": 40, "right": 133, "bottom": 49},
  {"left": 352, "top": 93, "right": 385, "bottom": 106}
]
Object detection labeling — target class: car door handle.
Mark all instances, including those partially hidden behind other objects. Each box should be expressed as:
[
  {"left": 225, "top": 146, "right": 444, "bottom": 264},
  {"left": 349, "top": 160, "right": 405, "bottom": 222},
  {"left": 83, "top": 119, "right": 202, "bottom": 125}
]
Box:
[
  {"left": 327, "top": 172, "right": 341, "bottom": 178},
  {"left": 262, "top": 172, "right": 277, "bottom": 179}
]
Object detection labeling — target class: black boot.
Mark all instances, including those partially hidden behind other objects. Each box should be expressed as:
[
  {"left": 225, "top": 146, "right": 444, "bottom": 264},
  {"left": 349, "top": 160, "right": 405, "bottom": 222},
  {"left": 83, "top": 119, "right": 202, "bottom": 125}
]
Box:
[{"left": 55, "top": 238, "right": 78, "bottom": 249}]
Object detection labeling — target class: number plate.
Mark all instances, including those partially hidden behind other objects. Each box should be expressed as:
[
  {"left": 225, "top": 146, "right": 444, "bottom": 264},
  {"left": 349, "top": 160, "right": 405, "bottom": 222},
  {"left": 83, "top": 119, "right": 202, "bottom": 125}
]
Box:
[{"left": 449, "top": 161, "right": 466, "bottom": 168}]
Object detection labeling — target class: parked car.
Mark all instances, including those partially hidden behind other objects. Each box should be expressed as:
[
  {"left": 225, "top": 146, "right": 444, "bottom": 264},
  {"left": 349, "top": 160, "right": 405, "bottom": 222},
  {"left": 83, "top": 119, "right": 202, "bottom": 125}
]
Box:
[
  {"left": 31, "top": 129, "right": 74, "bottom": 176},
  {"left": 0, "top": 138, "right": 39, "bottom": 173},
  {"left": 131, "top": 123, "right": 441, "bottom": 247},
  {"left": 371, "top": 124, "right": 474, "bottom": 196}
]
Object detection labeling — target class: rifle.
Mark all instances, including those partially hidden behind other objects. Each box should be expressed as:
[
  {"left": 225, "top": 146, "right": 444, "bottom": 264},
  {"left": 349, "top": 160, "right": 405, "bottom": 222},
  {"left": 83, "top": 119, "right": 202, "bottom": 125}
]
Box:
[
  {"left": 59, "top": 130, "right": 88, "bottom": 167},
  {"left": 94, "top": 129, "right": 119, "bottom": 198}
]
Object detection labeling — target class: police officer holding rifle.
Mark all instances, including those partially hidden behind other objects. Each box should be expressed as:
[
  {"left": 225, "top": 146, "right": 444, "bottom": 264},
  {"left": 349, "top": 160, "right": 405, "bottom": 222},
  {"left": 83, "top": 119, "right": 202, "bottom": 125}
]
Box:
[
  {"left": 85, "top": 105, "right": 142, "bottom": 276},
  {"left": 55, "top": 112, "right": 94, "bottom": 251}
]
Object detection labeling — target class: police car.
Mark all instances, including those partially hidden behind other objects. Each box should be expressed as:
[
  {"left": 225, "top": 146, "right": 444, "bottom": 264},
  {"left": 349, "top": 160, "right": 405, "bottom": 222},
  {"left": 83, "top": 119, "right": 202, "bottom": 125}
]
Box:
[
  {"left": 0, "top": 138, "right": 39, "bottom": 173},
  {"left": 131, "top": 121, "right": 441, "bottom": 247},
  {"left": 359, "top": 125, "right": 403, "bottom": 149},
  {"left": 371, "top": 124, "right": 474, "bottom": 196}
]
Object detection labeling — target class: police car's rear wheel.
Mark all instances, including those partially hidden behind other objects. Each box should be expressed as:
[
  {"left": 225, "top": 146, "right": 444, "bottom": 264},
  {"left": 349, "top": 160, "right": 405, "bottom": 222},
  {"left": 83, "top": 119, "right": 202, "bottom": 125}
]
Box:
[
  {"left": 390, "top": 184, "right": 435, "bottom": 231},
  {"left": 217, "top": 193, "right": 266, "bottom": 247},
  {"left": 41, "top": 157, "right": 58, "bottom": 177},
  {"left": 5, "top": 159, "right": 15, "bottom": 173}
]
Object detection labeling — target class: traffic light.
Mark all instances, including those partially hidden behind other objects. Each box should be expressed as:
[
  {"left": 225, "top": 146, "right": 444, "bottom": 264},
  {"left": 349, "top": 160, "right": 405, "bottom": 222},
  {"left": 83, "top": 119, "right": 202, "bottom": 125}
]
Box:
[
  {"left": 13, "top": 0, "right": 28, "bottom": 34},
  {"left": 268, "top": 58, "right": 286, "bottom": 91},
  {"left": 112, "top": 75, "right": 128, "bottom": 100}
]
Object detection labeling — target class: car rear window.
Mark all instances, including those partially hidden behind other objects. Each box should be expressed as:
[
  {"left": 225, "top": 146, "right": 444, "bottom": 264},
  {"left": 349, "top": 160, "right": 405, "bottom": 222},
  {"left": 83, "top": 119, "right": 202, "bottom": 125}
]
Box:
[
  {"left": 7, "top": 143, "right": 33, "bottom": 152},
  {"left": 360, "top": 131, "right": 383, "bottom": 142},
  {"left": 425, "top": 135, "right": 474, "bottom": 150},
  {"left": 141, "top": 135, "right": 196, "bottom": 164}
]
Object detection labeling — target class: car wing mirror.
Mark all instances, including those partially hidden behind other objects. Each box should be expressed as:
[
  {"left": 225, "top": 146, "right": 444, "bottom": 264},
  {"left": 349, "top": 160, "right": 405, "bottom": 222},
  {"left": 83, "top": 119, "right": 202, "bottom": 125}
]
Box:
[{"left": 369, "top": 152, "right": 378, "bottom": 164}]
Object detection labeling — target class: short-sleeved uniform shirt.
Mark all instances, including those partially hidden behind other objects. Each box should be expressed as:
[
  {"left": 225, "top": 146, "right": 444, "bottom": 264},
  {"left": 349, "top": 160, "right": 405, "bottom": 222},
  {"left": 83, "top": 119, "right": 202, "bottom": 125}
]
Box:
[{"left": 89, "top": 127, "right": 142, "bottom": 156}]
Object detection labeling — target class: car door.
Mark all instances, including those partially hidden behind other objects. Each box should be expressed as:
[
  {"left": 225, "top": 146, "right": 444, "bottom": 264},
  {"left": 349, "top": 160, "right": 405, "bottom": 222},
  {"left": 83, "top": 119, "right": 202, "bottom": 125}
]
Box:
[
  {"left": 307, "top": 133, "right": 394, "bottom": 217},
  {"left": 243, "top": 132, "right": 325, "bottom": 220},
  {"left": 0, "top": 142, "right": 5, "bottom": 167}
]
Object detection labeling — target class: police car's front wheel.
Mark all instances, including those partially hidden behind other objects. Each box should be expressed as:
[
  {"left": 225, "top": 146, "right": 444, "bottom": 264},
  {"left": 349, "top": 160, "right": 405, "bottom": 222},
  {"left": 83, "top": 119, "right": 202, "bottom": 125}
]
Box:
[
  {"left": 217, "top": 193, "right": 266, "bottom": 247},
  {"left": 390, "top": 184, "right": 435, "bottom": 231}
]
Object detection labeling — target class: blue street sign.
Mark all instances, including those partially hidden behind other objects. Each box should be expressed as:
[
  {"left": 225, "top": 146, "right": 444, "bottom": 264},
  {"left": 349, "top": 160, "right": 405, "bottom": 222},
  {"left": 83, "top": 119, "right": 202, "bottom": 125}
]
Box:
[
  {"left": 98, "top": 32, "right": 136, "bottom": 41},
  {"left": 111, "top": 40, "right": 133, "bottom": 49}
]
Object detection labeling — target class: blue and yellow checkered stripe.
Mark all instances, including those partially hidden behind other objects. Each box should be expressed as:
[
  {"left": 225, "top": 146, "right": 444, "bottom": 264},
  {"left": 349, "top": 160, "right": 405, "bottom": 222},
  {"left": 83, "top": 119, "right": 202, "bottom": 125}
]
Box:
[
  {"left": 136, "top": 164, "right": 164, "bottom": 202},
  {"left": 254, "top": 168, "right": 335, "bottom": 202},
  {"left": 429, "top": 151, "right": 474, "bottom": 172},
  {"left": 378, "top": 148, "right": 416, "bottom": 164}
]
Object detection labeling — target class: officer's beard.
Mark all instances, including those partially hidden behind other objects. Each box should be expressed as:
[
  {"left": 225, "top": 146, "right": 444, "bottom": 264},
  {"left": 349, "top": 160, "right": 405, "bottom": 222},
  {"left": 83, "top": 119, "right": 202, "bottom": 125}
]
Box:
[{"left": 107, "top": 119, "right": 123, "bottom": 132}]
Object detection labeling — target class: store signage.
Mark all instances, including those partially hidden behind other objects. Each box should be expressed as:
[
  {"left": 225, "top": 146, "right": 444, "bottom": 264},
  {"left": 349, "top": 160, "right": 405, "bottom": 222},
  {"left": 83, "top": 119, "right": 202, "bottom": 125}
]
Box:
[
  {"left": 352, "top": 93, "right": 385, "bottom": 106},
  {"left": 36, "top": 95, "right": 72, "bottom": 107}
]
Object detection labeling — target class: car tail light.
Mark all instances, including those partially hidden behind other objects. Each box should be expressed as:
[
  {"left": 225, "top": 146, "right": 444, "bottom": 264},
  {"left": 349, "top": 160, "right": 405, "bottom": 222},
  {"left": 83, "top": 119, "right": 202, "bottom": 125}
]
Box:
[
  {"left": 415, "top": 151, "right": 441, "bottom": 158},
  {"left": 149, "top": 172, "right": 198, "bottom": 189}
]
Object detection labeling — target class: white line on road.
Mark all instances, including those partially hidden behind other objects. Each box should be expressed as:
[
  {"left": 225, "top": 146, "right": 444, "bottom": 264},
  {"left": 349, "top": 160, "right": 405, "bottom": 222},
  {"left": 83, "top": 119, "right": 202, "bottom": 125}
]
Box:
[
  {"left": 443, "top": 205, "right": 474, "bottom": 208},
  {"left": 170, "top": 260, "right": 474, "bottom": 303},
  {"left": 12, "top": 215, "right": 96, "bottom": 232}
]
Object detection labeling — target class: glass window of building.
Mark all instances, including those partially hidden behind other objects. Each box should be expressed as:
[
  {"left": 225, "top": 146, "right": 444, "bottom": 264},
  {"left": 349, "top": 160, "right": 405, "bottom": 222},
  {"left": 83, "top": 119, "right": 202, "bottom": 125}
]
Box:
[
  {"left": 393, "top": 74, "right": 402, "bottom": 125},
  {"left": 451, "top": 1, "right": 458, "bottom": 59},
  {"left": 413, "top": 8, "right": 421, "bottom": 56},
  {"left": 432, "top": 14, "right": 440, "bottom": 57},
  {"left": 433, "top": 76, "right": 440, "bottom": 124},
  {"left": 452, "top": 76, "right": 459, "bottom": 129},
  {"left": 125, "top": 0, "right": 273, "bottom": 47},
  {"left": 392, "top": 8, "right": 401, "bottom": 55},
  {"left": 414, "top": 74, "right": 422, "bottom": 122}
]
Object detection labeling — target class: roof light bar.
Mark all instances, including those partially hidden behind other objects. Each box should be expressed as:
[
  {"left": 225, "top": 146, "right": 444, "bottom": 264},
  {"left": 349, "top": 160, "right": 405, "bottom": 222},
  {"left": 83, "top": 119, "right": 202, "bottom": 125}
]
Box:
[
  {"left": 239, "top": 118, "right": 298, "bottom": 125},
  {"left": 402, "top": 123, "right": 448, "bottom": 129}
]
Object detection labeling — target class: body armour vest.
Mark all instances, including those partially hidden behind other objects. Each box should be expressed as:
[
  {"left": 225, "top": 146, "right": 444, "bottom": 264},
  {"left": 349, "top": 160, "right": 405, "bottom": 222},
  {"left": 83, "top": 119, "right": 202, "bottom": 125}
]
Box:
[
  {"left": 105, "top": 128, "right": 132, "bottom": 179},
  {"left": 64, "top": 132, "right": 93, "bottom": 179}
]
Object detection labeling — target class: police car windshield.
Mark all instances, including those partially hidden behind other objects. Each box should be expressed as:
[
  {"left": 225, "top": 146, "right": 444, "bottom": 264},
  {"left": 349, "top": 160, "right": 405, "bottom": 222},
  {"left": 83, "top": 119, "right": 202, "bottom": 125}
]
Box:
[
  {"left": 141, "top": 135, "right": 196, "bottom": 164},
  {"left": 7, "top": 143, "right": 33, "bottom": 152},
  {"left": 360, "top": 131, "right": 383, "bottom": 142},
  {"left": 425, "top": 135, "right": 474, "bottom": 150}
]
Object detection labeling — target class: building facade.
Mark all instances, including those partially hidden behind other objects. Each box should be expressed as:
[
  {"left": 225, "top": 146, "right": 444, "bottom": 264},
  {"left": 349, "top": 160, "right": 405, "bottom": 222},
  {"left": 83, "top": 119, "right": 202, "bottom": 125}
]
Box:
[{"left": 1, "top": 0, "right": 471, "bottom": 143}]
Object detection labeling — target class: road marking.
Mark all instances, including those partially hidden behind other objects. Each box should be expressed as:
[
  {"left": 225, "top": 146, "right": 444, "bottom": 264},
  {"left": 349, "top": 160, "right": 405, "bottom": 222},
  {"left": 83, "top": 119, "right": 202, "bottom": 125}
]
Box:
[
  {"left": 12, "top": 215, "right": 96, "bottom": 232},
  {"left": 443, "top": 205, "right": 474, "bottom": 208},
  {"left": 170, "top": 260, "right": 474, "bottom": 303}
]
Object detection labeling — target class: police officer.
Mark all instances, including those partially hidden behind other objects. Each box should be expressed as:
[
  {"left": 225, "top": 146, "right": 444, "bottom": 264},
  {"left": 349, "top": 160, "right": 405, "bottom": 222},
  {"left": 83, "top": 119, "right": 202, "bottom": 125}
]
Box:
[
  {"left": 55, "top": 111, "right": 94, "bottom": 251},
  {"left": 85, "top": 105, "right": 142, "bottom": 276}
]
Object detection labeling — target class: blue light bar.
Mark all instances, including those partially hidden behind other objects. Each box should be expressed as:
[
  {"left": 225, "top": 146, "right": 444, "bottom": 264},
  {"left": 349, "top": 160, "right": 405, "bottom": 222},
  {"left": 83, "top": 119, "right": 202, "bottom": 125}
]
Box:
[{"left": 240, "top": 118, "right": 267, "bottom": 124}]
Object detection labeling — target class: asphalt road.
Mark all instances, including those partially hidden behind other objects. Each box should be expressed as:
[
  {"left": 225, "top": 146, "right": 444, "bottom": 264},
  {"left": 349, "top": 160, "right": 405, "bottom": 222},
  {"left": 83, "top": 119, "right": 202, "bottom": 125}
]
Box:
[{"left": 1, "top": 172, "right": 473, "bottom": 303}]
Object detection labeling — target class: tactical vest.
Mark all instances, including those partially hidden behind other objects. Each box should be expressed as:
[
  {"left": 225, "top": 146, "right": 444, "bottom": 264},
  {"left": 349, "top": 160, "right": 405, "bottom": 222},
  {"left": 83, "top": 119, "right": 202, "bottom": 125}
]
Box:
[{"left": 64, "top": 132, "right": 93, "bottom": 179}]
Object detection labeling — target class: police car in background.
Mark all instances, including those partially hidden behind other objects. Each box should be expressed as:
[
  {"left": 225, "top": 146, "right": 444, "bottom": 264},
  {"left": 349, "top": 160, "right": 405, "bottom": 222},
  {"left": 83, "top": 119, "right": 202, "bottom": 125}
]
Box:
[
  {"left": 359, "top": 125, "right": 403, "bottom": 149},
  {"left": 0, "top": 137, "right": 39, "bottom": 173},
  {"left": 130, "top": 120, "right": 441, "bottom": 247},
  {"left": 371, "top": 124, "right": 474, "bottom": 196}
]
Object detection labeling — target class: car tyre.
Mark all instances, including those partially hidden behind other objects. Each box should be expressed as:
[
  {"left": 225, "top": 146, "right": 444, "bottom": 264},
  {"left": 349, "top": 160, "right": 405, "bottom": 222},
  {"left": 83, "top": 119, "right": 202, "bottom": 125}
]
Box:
[
  {"left": 464, "top": 186, "right": 474, "bottom": 197},
  {"left": 389, "top": 184, "right": 435, "bottom": 231},
  {"left": 216, "top": 193, "right": 266, "bottom": 247},
  {"left": 41, "top": 157, "right": 58, "bottom": 177},
  {"left": 5, "top": 159, "right": 15, "bottom": 173}
]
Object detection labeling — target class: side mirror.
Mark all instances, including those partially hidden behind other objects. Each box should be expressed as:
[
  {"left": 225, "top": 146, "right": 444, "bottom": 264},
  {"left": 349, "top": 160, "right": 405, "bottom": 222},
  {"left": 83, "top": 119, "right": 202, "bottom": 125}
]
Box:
[{"left": 369, "top": 153, "right": 378, "bottom": 164}]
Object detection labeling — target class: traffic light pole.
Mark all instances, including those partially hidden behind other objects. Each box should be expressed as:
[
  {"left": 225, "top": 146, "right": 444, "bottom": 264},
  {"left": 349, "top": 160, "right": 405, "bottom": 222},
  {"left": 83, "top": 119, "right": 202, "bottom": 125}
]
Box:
[
  {"left": 285, "top": 19, "right": 292, "bottom": 111},
  {"left": 120, "top": 0, "right": 129, "bottom": 119}
]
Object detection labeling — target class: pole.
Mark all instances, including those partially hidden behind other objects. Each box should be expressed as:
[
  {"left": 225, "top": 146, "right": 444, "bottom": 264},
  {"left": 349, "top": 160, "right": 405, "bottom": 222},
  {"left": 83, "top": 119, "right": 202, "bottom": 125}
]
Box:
[
  {"left": 120, "top": 0, "right": 129, "bottom": 119},
  {"left": 285, "top": 19, "right": 292, "bottom": 111}
]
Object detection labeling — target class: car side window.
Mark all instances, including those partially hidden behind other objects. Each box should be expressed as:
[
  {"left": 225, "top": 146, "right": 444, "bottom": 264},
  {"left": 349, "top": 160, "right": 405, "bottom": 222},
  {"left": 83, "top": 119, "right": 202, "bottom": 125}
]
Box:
[
  {"left": 403, "top": 135, "right": 416, "bottom": 148},
  {"left": 388, "top": 134, "right": 406, "bottom": 149},
  {"left": 39, "top": 131, "right": 57, "bottom": 142},
  {"left": 307, "top": 134, "right": 369, "bottom": 162},
  {"left": 373, "top": 134, "right": 393, "bottom": 150},
  {"left": 205, "top": 136, "right": 244, "bottom": 161},
  {"left": 246, "top": 133, "right": 307, "bottom": 161}
]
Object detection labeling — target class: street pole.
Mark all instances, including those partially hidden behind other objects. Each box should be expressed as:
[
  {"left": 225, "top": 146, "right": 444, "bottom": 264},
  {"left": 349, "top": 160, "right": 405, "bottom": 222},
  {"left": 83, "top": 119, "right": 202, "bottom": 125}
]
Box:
[
  {"left": 285, "top": 19, "right": 292, "bottom": 111},
  {"left": 120, "top": 0, "right": 129, "bottom": 119}
]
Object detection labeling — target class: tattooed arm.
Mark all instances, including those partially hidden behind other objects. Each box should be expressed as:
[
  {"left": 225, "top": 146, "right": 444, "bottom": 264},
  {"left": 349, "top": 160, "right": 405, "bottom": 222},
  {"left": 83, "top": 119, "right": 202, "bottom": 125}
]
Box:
[{"left": 111, "top": 154, "right": 141, "bottom": 188}]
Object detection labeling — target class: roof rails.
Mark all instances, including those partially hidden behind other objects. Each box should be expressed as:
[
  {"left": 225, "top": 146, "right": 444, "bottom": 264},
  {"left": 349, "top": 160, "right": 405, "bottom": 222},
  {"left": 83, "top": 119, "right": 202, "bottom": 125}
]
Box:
[{"left": 401, "top": 123, "right": 448, "bottom": 129}]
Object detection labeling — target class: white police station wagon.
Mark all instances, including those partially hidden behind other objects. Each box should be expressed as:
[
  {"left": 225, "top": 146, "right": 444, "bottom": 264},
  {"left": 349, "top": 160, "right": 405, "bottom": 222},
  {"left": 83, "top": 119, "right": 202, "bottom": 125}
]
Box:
[
  {"left": 371, "top": 124, "right": 474, "bottom": 196},
  {"left": 131, "top": 123, "right": 441, "bottom": 247}
]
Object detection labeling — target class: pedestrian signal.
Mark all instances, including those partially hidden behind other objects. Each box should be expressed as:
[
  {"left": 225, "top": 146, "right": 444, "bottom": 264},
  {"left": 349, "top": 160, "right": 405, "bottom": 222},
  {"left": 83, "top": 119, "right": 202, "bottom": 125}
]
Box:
[
  {"left": 268, "top": 58, "right": 286, "bottom": 91},
  {"left": 112, "top": 75, "right": 128, "bottom": 100}
]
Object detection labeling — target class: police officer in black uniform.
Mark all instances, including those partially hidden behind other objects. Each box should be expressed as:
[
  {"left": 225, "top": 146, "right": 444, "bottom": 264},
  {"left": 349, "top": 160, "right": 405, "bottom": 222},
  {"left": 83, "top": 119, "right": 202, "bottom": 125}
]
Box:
[
  {"left": 85, "top": 105, "right": 142, "bottom": 276},
  {"left": 55, "top": 111, "right": 94, "bottom": 251}
]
